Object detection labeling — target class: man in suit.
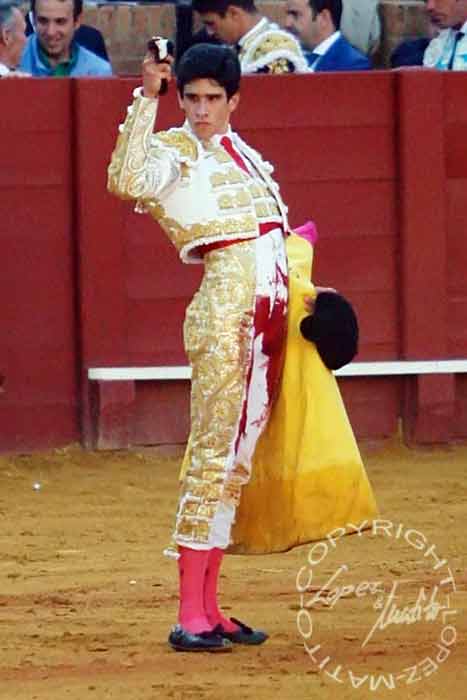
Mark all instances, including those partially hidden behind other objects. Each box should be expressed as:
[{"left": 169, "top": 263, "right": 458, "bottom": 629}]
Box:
[
  {"left": 391, "top": 6, "right": 439, "bottom": 69},
  {"left": 285, "top": 0, "right": 371, "bottom": 71},
  {"left": 423, "top": 0, "right": 467, "bottom": 70},
  {"left": 391, "top": 37, "right": 431, "bottom": 67}
]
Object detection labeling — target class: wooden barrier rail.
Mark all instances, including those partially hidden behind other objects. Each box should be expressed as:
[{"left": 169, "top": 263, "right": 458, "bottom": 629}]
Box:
[{"left": 88, "top": 361, "right": 467, "bottom": 381}]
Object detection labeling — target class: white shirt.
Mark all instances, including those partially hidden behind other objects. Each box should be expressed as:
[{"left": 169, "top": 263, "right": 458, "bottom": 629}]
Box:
[
  {"left": 309, "top": 31, "right": 341, "bottom": 72},
  {"left": 0, "top": 62, "right": 11, "bottom": 76},
  {"left": 423, "top": 20, "right": 467, "bottom": 71}
]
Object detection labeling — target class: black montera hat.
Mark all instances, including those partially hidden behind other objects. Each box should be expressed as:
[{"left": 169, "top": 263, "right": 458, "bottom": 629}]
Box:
[{"left": 300, "top": 292, "right": 359, "bottom": 370}]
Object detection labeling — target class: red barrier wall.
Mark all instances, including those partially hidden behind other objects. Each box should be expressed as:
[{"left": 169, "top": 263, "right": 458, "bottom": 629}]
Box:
[
  {"left": 0, "top": 80, "right": 80, "bottom": 451},
  {"left": 1, "top": 71, "right": 467, "bottom": 452},
  {"left": 445, "top": 75, "right": 467, "bottom": 438},
  {"left": 398, "top": 71, "right": 467, "bottom": 442}
]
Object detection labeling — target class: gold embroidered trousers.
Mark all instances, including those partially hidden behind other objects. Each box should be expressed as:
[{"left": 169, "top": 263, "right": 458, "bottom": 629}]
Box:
[{"left": 173, "top": 228, "right": 288, "bottom": 550}]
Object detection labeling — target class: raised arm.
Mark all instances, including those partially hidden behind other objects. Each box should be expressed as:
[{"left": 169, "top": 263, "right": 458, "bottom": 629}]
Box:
[{"left": 107, "top": 52, "right": 179, "bottom": 206}]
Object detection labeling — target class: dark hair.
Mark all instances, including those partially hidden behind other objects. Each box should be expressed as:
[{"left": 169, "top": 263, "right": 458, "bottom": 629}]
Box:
[
  {"left": 192, "top": 0, "right": 256, "bottom": 17},
  {"left": 309, "top": 0, "right": 342, "bottom": 30},
  {"left": 31, "top": 0, "right": 83, "bottom": 21},
  {"left": 177, "top": 43, "right": 241, "bottom": 99},
  {"left": 177, "top": 26, "right": 222, "bottom": 62}
]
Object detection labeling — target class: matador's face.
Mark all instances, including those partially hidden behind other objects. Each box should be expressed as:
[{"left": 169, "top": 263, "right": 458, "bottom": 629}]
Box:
[{"left": 178, "top": 78, "right": 240, "bottom": 142}]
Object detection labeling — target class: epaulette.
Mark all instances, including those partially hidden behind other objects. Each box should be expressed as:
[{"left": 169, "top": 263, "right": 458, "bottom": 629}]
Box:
[{"left": 154, "top": 128, "right": 199, "bottom": 164}]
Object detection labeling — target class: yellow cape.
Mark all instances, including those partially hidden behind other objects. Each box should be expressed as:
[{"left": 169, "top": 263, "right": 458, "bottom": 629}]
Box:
[{"left": 229, "top": 234, "right": 378, "bottom": 553}]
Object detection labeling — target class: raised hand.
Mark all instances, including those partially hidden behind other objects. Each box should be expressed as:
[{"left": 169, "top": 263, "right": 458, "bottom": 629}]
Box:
[{"left": 142, "top": 49, "right": 174, "bottom": 99}]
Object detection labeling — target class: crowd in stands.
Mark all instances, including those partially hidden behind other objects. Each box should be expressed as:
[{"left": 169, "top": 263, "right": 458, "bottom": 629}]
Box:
[
  {"left": 0, "top": 0, "right": 466, "bottom": 78},
  {"left": 0, "top": 0, "right": 111, "bottom": 76}
]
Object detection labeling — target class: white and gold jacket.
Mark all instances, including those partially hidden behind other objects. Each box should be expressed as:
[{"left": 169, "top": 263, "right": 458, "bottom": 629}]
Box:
[
  {"left": 238, "top": 16, "right": 309, "bottom": 74},
  {"left": 108, "top": 88, "right": 290, "bottom": 263}
]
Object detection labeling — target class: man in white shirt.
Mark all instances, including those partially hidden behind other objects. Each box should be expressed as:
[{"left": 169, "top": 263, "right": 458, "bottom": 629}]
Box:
[
  {"left": 285, "top": 0, "right": 371, "bottom": 71},
  {"left": 423, "top": 0, "right": 467, "bottom": 70},
  {"left": 0, "top": 0, "right": 27, "bottom": 75}
]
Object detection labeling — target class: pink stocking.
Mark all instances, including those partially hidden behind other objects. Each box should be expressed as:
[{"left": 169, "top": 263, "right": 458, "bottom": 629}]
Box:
[
  {"left": 204, "top": 548, "right": 239, "bottom": 633},
  {"left": 177, "top": 546, "right": 212, "bottom": 634}
]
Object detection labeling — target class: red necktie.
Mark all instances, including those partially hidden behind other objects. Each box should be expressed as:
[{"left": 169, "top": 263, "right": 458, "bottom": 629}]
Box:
[{"left": 220, "top": 135, "right": 250, "bottom": 174}]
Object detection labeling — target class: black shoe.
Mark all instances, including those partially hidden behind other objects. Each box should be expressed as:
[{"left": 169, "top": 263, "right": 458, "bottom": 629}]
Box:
[
  {"left": 216, "top": 617, "right": 269, "bottom": 645},
  {"left": 168, "top": 625, "right": 233, "bottom": 653}
]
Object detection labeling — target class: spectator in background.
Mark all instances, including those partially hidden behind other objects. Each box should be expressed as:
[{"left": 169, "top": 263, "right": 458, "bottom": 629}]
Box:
[
  {"left": 0, "top": 0, "right": 27, "bottom": 75},
  {"left": 180, "top": 0, "right": 379, "bottom": 64},
  {"left": 20, "top": 0, "right": 112, "bottom": 75},
  {"left": 192, "top": 0, "right": 308, "bottom": 73},
  {"left": 285, "top": 0, "right": 371, "bottom": 71},
  {"left": 391, "top": 35, "right": 431, "bottom": 68},
  {"left": 178, "top": 25, "right": 221, "bottom": 58},
  {"left": 25, "top": 2, "right": 109, "bottom": 61},
  {"left": 391, "top": 7, "right": 438, "bottom": 69},
  {"left": 341, "top": 0, "right": 380, "bottom": 57},
  {"left": 423, "top": 0, "right": 467, "bottom": 70}
]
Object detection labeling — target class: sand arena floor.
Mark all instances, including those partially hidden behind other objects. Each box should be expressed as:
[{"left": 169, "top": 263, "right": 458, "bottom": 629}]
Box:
[{"left": 0, "top": 439, "right": 466, "bottom": 700}]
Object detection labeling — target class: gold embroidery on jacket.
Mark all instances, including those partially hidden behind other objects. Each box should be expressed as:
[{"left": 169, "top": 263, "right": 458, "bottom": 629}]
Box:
[
  {"left": 108, "top": 96, "right": 158, "bottom": 200},
  {"left": 251, "top": 34, "right": 301, "bottom": 62},
  {"left": 255, "top": 202, "right": 269, "bottom": 218},
  {"left": 148, "top": 200, "right": 257, "bottom": 249},
  {"left": 108, "top": 93, "right": 287, "bottom": 263},
  {"left": 218, "top": 193, "right": 232, "bottom": 209},
  {"left": 269, "top": 202, "right": 281, "bottom": 216},
  {"left": 268, "top": 58, "right": 292, "bottom": 74},
  {"left": 249, "top": 184, "right": 262, "bottom": 199},
  {"left": 156, "top": 130, "right": 198, "bottom": 161},
  {"left": 218, "top": 190, "right": 252, "bottom": 209},
  {"left": 210, "top": 168, "right": 245, "bottom": 188}
]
